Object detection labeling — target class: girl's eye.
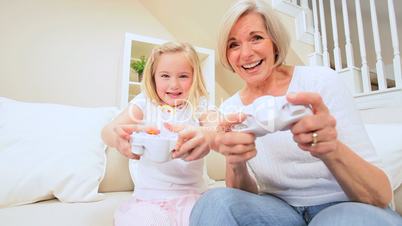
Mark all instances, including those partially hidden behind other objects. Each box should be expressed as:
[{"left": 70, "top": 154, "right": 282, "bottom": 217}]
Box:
[
  {"left": 160, "top": 74, "right": 169, "bottom": 78},
  {"left": 179, "top": 74, "right": 189, "bottom": 79}
]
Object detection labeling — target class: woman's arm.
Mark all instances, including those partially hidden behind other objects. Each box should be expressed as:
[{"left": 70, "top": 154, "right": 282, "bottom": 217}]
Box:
[
  {"left": 288, "top": 92, "right": 392, "bottom": 207},
  {"left": 226, "top": 162, "right": 258, "bottom": 193},
  {"left": 168, "top": 111, "right": 259, "bottom": 193},
  {"left": 214, "top": 113, "right": 259, "bottom": 193},
  {"left": 322, "top": 142, "right": 391, "bottom": 208}
]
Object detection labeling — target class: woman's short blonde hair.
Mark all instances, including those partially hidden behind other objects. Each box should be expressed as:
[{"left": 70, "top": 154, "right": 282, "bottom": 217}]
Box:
[
  {"left": 141, "top": 41, "right": 208, "bottom": 108},
  {"left": 218, "top": 0, "right": 289, "bottom": 71}
]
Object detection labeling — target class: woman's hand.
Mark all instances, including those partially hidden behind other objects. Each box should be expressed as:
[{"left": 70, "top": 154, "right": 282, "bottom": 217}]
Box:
[
  {"left": 215, "top": 113, "right": 257, "bottom": 166},
  {"left": 164, "top": 123, "right": 213, "bottom": 161},
  {"left": 288, "top": 92, "right": 393, "bottom": 207},
  {"left": 111, "top": 124, "right": 159, "bottom": 160},
  {"left": 287, "top": 92, "right": 339, "bottom": 160},
  {"left": 215, "top": 113, "right": 258, "bottom": 192},
  {"left": 165, "top": 113, "right": 257, "bottom": 166}
]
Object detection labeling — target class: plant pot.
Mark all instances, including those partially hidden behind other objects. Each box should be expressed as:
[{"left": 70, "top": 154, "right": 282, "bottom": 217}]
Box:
[{"left": 138, "top": 72, "right": 143, "bottom": 82}]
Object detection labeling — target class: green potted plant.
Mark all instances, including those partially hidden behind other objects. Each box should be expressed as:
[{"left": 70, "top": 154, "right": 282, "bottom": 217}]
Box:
[{"left": 131, "top": 55, "right": 147, "bottom": 82}]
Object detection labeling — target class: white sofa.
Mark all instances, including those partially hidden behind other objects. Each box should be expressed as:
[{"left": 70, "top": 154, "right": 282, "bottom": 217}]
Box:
[
  {"left": 0, "top": 100, "right": 401, "bottom": 226},
  {"left": 0, "top": 147, "right": 226, "bottom": 226}
]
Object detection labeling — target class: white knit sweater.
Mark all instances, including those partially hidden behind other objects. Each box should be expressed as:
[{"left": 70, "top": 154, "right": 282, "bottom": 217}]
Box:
[{"left": 220, "top": 66, "right": 382, "bottom": 206}]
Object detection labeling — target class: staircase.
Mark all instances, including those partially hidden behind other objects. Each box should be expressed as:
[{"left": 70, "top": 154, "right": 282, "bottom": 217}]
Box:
[{"left": 272, "top": 0, "right": 402, "bottom": 109}]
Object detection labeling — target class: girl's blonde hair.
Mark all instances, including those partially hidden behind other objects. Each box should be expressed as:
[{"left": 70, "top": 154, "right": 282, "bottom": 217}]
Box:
[
  {"left": 218, "top": 0, "right": 289, "bottom": 71},
  {"left": 141, "top": 41, "right": 208, "bottom": 108}
]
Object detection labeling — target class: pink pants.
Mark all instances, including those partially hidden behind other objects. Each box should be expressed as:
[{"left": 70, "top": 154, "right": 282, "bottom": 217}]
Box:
[{"left": 114, "top": 193, "right": 201, "bottom": 226}]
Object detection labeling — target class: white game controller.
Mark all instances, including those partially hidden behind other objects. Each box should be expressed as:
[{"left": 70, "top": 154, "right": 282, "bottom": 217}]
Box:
[
  {"left": 131, "top": 131, "right": 177, "bottom": 163},
  {"left": 231, "top": 95, "right": 312, "bottom": 136}
]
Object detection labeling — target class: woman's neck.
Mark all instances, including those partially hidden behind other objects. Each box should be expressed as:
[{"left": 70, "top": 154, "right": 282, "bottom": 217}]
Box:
[{"left": 240, "top": 65, "right": 294, "bottom": 105}]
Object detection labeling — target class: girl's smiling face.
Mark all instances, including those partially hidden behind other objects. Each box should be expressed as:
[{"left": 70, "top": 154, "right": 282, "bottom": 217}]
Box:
[
  {"left": 154, "top": 52, "right": 194, "bottom": 107},
  {"left": 226, "top": 12, "right": 276, "bottom": 85}
]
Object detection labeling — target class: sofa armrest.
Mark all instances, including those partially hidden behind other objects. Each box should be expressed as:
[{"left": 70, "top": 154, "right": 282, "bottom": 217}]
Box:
[
  {"left": 394, "top": 184, "right": 402, "bottom": 215},
  {"left": 206, "top": 150, "right": 226, "bottom": 181},
  {"left": 99, "top": 147, "right": 133, "bottom": 193}
]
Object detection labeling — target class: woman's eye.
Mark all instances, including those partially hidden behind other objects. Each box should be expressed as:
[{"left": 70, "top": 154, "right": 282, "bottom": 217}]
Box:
[
  {"left": 160, "top": 74, "right": 169, "bottom": 78},
  {"left": 179, "top": 74, "right": 189, "bottom": 79},
  {"left": 228, "top": 42, "right": 239, "bottom": 49},
  {"left": 251, "top": 35, "right": 263, "bottom": 42}
]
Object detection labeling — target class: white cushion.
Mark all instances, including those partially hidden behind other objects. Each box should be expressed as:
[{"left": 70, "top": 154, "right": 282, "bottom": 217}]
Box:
[
  {"left": 0, "top": 192, "right": 132, "bottom": 226},
  {"left": 0, "top": 98, "right": 118, "bottom": 207},
  {"left": 364, "top": 123, "right": 402, "bottom": 190},
  {"left": 0, "top": 97, "right": 15, "bottom": 102}
]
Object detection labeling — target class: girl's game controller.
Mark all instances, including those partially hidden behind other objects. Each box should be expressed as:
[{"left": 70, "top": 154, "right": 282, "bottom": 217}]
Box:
[{"left": 131, "top": 132, "right": 177, "bottom": 162}]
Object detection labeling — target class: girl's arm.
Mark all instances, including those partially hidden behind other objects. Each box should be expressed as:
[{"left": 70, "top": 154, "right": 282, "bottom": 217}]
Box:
[
  {"left": 169, "top": 110, "right": 259, "bottom": 193},
  {"left": 101, "top": 104, "right": 144, "bottom": 159},
  {"left": 168, "top": 110, "right": 219, "bottom": 161}
]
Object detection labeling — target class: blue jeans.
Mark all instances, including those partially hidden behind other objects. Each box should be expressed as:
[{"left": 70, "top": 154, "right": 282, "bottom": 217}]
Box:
[{"left": 190, "top": 188, "right": 402, "bottom": 226}]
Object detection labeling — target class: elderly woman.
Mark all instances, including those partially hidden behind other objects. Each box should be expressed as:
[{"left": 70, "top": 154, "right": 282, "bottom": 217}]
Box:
[{"left": 187, "top": 0, "right": 402, "bottom": 225}]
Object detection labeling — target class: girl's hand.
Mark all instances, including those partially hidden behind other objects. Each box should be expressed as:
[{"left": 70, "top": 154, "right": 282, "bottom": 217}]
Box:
[
  {"left": 113, "top": 124, "right": 160, "bottom": 159},
  {"left": 287, "top": 92, "right": 339, "bottom": 160},
  {"left": 215, "top": 113, "right": 257, "bottom": 166},
  {"left": 164, "top": 123, "right": 213, "bottom": 161}
]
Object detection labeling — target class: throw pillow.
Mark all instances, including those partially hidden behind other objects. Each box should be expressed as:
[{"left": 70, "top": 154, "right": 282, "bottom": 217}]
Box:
[
  {"left": 365, "top": 123, "right": 402, "bottom": 190},
  {"left": 0, "top": 98, "right": 118, "bottom": 207}
]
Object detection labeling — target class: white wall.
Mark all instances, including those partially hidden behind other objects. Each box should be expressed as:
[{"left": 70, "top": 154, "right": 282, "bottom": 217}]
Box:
[
  {"left": 0, "top": 0, "right": 312, "bottom": 107},
  {"left": 360, "top": 107, "right": 402, "bottom": 123},
  {"left": 0, "top": 0, "right": 174, "bottom": 107}
]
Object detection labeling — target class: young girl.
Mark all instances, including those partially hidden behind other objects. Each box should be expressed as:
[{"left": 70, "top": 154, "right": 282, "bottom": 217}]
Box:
[{"left": 101, "top": 42, "right": 212, "bottom": 226}]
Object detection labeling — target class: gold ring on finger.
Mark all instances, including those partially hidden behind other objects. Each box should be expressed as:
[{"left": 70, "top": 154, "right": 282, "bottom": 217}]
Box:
[{"left": 311, "top": 132, "right": 318, "bottom": 147}]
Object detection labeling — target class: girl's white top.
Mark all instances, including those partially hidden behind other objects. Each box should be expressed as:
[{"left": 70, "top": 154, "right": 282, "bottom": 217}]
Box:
[
  {"left": 220, "top": 66, "right": 384, "bottom": 206},
  {"left": 129, "top": 93, "right": 209, "bottom": 200}
]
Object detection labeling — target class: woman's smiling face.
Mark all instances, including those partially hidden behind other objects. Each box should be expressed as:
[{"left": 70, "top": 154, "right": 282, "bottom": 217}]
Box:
[{"left": 226, "top": 12, "right": 276, "bottom": 85}]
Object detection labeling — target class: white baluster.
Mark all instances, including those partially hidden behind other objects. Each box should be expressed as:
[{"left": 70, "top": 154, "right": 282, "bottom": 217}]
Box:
[
  {"left": 330, "top": 0, "right": 342, "bottom": 71},
  {"left": 308, "top": 0, "right": 323, "bottom": 66},
  {"left": 342, "top": 0, "right": 355, "bottom": 68},
  {"left": 300, "top": 0, "right": 309, "bottom": 9},
  {"left": 388, "top": 0, "right": 402, "bottom": 88},
  {"left": 312, "top": 0, "right": 322, "bottom": 55},
  {"left": 319, "top": 0, "right": 329, "bottom": 67},
  {"left": 370, "top": 0, "right": 386, "bottom": 90},
  {"left": 355, "top": 0, "right": 371, "bottom": 93}
]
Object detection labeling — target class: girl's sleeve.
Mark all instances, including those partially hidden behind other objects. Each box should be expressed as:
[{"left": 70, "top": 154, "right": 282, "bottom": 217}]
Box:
[
  {"left": 197, "top": 97, "right": 217, "bottom": 112},
  {"left": 194, "top": 97, "right": 219, "bottom": 125},
  {"left": 129, "top": 92, "right": 147, "bottom": 113}
]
